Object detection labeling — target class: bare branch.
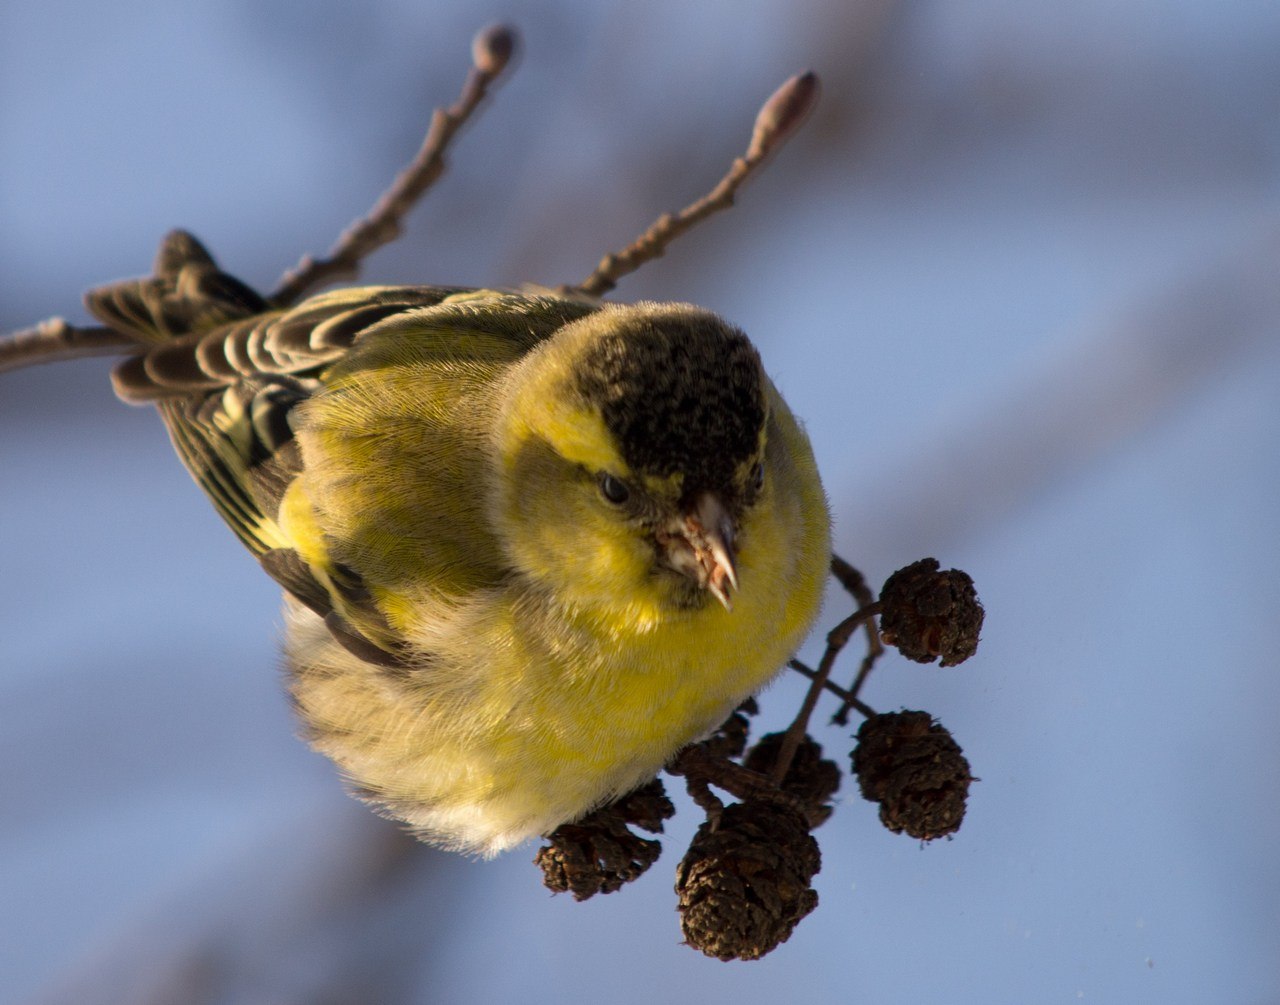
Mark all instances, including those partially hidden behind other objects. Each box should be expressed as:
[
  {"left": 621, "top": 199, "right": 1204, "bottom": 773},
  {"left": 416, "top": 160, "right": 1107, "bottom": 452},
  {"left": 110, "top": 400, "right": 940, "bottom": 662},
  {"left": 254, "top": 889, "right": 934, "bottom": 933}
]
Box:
[
  {"left": 828, "top": 553, "right": 885, "bottom": 726},
  {"left": 0, "top": 317, "right": 136, "bottom": 375},
  {"left": 770, "top": 597, "right": 881, "bottom": 786},
  {"left": 787, "top": 659, "right": 876, "bottom": 721},
  {"left": 270, "top": 23, "right": 520, "bottom": 306},
  {"left": 772, "top": 553, "right": 886, "bottom": 784},
  {"left": 574, "top": 70, "right": 819, "bottom": 298}
]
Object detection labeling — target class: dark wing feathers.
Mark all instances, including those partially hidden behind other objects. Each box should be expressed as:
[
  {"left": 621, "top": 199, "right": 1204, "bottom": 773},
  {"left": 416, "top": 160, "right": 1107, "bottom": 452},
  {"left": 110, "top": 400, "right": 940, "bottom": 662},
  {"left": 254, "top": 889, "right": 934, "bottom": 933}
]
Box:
[
  {"left": 259, "top": 548, "right": 333, "bottom": 618},
  {"left": 108, "top": 288, "right": 468, "bottom": 402},
  {"left": 158, "top": 391, "right": 286, "bottom": 556},
  {"left": 85, "top": 230, "right": 526, "bottom": 666}
]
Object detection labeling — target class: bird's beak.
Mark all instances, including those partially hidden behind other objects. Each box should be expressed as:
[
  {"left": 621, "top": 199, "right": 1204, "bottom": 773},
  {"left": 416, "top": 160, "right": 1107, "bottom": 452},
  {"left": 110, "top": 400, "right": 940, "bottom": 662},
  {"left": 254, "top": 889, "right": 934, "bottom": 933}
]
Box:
[{"left": 658, "top": 492, "right": 740, "bottom": 610}]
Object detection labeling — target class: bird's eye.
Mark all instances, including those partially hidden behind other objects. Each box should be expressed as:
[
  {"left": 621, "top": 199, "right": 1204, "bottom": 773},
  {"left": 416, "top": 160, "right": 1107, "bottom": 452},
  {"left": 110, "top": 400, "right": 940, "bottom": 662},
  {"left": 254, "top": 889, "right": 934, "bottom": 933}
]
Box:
[
  {"left": 598, "top": 472, "right": 631, "bottom": 504},
  {"left": 750, "top": 461, "right": 765, "bottom": 493}
]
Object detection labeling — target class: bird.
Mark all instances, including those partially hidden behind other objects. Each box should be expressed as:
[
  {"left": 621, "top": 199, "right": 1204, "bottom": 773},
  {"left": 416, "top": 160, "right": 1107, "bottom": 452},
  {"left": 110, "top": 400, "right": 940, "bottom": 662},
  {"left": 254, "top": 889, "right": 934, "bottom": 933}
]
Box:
[{"left": 87, "top": 229, "right": 831, "bottom": 855}]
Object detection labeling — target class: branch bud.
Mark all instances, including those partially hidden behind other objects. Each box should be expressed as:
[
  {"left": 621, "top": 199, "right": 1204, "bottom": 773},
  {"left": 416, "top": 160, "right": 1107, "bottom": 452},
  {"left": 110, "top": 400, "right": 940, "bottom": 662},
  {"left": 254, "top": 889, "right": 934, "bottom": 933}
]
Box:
[
  {"left": 747, "top": 70, "right": 819, "bottom": 161},
  {"left": 472, "top": 23, "right": 518, "bottom": 76}
]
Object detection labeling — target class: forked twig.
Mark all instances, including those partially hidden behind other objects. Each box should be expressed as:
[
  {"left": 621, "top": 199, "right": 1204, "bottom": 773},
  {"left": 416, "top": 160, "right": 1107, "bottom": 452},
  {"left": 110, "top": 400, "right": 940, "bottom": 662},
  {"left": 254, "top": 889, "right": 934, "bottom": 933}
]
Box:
[
  {"left": 270, "top": 23, "right": 519, "bottom": 306},
  {"left": 828, "top": 553, "right": 885, "bottom": 726},
  {"left": 770, "top": 554, "right": 885, "bottom": 784},
  {"left": 574, "top": 70, "right": 819, "bottom": 298},
  {"left": 787, "top": 659, "right": 875, "bottom": 720},
  {"left": 0, "top": 318, "right": 136, "bottom": 375}
]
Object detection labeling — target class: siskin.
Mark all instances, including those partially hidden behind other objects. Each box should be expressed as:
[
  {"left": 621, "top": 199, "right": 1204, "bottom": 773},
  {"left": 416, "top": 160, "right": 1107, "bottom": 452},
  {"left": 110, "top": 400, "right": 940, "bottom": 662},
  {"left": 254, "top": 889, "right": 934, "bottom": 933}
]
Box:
[{"left": 83, "top": 229, "right": 831, "bottom": 854}]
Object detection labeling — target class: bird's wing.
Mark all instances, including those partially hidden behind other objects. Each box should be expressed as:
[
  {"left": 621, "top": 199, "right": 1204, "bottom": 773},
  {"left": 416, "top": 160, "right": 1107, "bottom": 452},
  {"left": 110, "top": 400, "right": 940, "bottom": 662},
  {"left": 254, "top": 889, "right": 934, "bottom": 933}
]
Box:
[
  {"left": 84, "top": 232, "right": 473, "bottom": 661},
  {"left": 83, "top": 230, "right": 600, "bottom": 665}
]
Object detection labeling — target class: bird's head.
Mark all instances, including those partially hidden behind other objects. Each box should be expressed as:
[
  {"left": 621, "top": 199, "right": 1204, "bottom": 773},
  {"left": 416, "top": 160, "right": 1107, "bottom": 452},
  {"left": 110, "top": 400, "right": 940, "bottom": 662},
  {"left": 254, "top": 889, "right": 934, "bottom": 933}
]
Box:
[{"left": 492, "top": 302, "right": 769, "bottom": 624}]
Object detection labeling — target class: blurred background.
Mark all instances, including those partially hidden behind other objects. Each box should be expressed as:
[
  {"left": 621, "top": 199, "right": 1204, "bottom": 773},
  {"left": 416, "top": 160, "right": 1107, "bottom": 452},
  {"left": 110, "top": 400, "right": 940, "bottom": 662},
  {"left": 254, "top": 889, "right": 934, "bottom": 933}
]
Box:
[{"left": 3, "top": 1, "right": 1279, "bottom": 1002}]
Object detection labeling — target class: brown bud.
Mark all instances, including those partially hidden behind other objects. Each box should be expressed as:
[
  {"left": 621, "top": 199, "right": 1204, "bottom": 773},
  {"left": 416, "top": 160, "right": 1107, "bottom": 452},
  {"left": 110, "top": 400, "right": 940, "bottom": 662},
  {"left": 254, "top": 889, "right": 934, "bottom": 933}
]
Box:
[
  {"left": 743, "top": 732, "right": 842, "bottom": 826},
  {"left": 747, "top": 71, "right": 820, "bottom": 161},
  {"left": 676, "top": 801, "right": 820, "bottom": 961},
  {"left": 535, "top": 778, "right": 674, "bottom": 900},
  {"left": 851, "top": 711, "right": 972, "bottom": 841},
  {"left": 472, "top": 23, "right": 517, "bottom": 76},
  {"left": 879, "top": 558, "right": 983, "bottom": 666}
]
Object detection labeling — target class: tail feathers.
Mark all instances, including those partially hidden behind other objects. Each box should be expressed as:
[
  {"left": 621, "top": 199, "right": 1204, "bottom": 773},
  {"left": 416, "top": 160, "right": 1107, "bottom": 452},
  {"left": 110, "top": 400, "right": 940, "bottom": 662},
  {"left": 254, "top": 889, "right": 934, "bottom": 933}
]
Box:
[{"left": 85, "top": 229, "right": 268, "bottom": 349}]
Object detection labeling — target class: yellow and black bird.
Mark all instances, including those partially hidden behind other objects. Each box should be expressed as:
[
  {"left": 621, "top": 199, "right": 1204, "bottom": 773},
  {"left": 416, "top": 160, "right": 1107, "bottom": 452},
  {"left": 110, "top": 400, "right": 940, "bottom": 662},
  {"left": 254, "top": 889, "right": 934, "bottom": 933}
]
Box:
[{"left": 87, "top": 229, "right": 830, "bottom": 854}]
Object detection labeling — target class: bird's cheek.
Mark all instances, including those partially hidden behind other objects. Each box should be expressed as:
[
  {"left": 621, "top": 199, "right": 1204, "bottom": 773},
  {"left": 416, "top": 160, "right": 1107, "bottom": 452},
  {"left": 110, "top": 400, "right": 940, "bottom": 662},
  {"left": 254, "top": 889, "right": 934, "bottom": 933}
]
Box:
[{"left": 506, "top": 494, "right": 647, "bottom": 601}]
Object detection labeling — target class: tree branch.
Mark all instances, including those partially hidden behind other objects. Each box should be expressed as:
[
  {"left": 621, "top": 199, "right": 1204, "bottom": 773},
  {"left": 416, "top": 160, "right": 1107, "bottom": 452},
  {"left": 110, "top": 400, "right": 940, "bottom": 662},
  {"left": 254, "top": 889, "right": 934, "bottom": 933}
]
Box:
[
  {"left": 270, "top": 23, "right": 519, "bottom": 306},
  {"left": 573, "top": 70, "right": 819, "bottom": 298},
  {"left": 0, "top": 318, "right": 136, "bottom": 375}
]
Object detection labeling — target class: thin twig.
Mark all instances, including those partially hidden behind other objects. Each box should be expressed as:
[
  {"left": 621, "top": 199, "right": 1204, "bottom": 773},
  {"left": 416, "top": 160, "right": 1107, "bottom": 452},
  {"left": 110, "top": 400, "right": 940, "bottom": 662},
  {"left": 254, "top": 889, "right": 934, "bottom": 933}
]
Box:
[
  {"left": 769, "top": 599, "right": 881, "bottom": 786},
  {"left": 835, "top": 647, "right": 883, "bottom": 726},
  {"left": 0, "top": 318, "right": 136, "bottom": 375},
  {"left": 574, "top": 71, "right": 819, "bottom": 298},
  {"left": 829, "top": 553, "right": 886, "bottom": 726},
  {"left": 787, "top": 659, "right": 877, "bottom": 720},
  {"left": 270, "top": 24, "right": 519, "bottom": 306}
]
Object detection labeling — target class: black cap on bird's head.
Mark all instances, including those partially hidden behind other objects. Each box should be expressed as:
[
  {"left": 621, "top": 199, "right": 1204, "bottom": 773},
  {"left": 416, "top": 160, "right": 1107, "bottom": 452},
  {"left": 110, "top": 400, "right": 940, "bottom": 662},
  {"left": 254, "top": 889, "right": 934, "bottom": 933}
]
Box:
[
  {"left": 574, "top": 306, "right": 769, "bottom": 609},
  {"left": 574, "top": 307, "right": 766, "bottom": 498}
]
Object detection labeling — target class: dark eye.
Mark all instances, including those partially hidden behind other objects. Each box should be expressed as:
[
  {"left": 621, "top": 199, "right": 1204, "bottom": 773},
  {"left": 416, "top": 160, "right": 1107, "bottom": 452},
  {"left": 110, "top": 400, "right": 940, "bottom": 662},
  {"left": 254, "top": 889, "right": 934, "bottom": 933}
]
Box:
[
  {"left": 750, "top": 461, "right": 765, "bottom": 493},
  {"left": 598, "top": 472, "right": 631, "bottom": 504}
]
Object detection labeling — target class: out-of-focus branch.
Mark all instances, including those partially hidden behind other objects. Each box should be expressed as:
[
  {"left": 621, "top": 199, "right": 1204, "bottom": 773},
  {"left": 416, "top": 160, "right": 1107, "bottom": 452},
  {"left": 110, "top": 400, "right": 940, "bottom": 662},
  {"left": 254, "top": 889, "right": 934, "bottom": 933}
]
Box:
[
  {"left": 573, "top": 71, "right": 819, "bottom": 298},
  {"left": 0, "top": 318, "right": 135, "bottom": 374},
  {"left": 270, "top": 23, "right": 519, "bottom": 306},
  {"left": 839, "top": 224, "right": 1280, "bottom": 566}
]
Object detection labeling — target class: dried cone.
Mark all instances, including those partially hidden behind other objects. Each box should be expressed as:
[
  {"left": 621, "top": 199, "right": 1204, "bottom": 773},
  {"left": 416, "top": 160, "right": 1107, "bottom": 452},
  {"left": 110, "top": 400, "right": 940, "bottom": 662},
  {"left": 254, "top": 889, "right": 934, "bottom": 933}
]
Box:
[
  {"left": 852, "top": 711, "right": 972, "bottom": 841},
  {"left": 879, "top": 558, "right": 983, "bottom": 666},
  {"left": 536, "top": 779, "right": 675, "bottom": 900},
  {"left": 743, "top": 732, "right": 842, "bottom": 825},
  {"left": 610, "top": 777, "right": 677, "bottom": 833},
  {"left": 676, "top": 800, "right": 820, "bottom": 961}
]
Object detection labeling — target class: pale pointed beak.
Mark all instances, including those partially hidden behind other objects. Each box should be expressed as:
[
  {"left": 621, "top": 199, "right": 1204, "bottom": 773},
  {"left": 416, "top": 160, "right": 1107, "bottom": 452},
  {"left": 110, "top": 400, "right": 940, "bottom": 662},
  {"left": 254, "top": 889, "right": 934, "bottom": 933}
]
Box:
[{"left": 658, "top": 492, "right": 739, "bottom": 610}]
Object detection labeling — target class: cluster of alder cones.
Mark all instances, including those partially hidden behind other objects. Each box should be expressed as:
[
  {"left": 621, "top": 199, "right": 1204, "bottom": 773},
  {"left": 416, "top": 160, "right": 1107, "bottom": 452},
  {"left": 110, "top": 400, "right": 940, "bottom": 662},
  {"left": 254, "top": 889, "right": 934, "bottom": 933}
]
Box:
[{"left": 538, "top": 558, "right": 984, "bottom": 962}]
